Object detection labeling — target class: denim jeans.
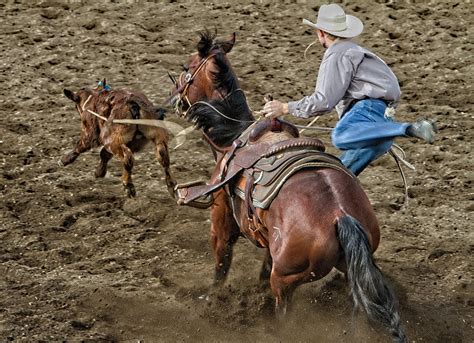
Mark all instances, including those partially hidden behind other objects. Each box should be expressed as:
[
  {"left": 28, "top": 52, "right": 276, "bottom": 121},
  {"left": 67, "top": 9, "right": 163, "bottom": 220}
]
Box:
[{"left": 331, "top": 99, "right": 410, "bottom": 175}]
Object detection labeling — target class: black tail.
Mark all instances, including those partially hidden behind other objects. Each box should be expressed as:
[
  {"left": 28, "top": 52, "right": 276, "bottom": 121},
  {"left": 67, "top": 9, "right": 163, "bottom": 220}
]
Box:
[
  {"left": 129, "top": 101, "right": 141, "bottom": 120},
  {"left": 337, "top": 215, "right": 406, "bottom": 343},
  {"left": 154, "top": 107, "right": 166, "bottom": 120}
]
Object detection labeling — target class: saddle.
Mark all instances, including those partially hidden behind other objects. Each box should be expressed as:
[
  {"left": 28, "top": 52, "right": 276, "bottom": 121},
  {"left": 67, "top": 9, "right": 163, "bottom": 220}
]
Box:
[{"left": 175, "top": 118, "right": 355, "bottom": 247}]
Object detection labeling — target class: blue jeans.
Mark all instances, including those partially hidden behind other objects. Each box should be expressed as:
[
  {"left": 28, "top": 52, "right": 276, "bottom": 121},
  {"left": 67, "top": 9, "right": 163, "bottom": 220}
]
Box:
[{"left": 331, "top": 99, "right": 410, "bottom": 176}]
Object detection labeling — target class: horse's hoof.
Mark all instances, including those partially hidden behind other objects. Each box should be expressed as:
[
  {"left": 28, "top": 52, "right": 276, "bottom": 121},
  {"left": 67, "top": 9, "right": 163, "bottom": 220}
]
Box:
[{"left": 124, "top": 184, "right": 136, "bottom": 198}]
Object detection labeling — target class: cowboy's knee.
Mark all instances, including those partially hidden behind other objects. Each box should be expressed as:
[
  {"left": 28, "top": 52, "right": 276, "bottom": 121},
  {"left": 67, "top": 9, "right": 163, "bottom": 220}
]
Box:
[{"left": 332, "top": 127, "right": 349, "bottom": 149}]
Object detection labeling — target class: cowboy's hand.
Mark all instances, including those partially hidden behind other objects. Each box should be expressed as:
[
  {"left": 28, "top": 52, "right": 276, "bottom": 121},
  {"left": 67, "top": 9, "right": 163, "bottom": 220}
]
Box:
[{"left": 263, "top": 100, "right": 288, "bottom": 118}]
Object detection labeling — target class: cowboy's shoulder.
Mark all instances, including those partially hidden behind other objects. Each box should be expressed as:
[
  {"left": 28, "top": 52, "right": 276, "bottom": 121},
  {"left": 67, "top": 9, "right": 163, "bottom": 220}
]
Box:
[
  {"left": 326, "top": 40, "right": 360, "bottom": 56},
  {"left": 326, "top": 40, "right": 364, "bottom": 62}
]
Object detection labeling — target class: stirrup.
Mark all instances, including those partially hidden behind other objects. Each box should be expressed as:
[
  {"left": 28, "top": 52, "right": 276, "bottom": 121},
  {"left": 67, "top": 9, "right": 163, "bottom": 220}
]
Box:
[{"left": 175, "top": 180, "right": 214, "bottom": 209}]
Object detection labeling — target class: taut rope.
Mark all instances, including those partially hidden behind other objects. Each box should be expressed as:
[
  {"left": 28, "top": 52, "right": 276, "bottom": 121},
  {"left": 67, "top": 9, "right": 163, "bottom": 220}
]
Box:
[{"left": 79, "top": 96, "right": 192, "bottom": 150}]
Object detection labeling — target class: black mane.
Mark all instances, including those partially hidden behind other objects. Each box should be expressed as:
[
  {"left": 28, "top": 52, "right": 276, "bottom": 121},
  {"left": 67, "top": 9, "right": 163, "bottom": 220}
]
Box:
[
  {"left": 197, "top": 30, "right": 215, "bottom": 57},
  {"left": 186, "top": 91, "right": 254, "bottom": 148},
  {"left": 197, "top": 30, "right": 239, "bottom": 93}
]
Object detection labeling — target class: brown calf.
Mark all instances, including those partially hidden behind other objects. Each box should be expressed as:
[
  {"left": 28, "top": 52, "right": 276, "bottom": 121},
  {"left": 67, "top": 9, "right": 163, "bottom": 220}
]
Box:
[{"left": 62, "top": 80, "right": 176, "bottom": 197}]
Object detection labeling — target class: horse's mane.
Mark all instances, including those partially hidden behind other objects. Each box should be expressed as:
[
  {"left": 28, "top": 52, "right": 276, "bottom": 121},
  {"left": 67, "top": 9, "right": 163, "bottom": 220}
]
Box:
[
  {"left": 186, "top": 30, "right": 254, "bottom": 147},
  {"left": 186, "top": 92, "right": 254, "bottom": 147},
  {"left": 197, "top": 31, "right": 236, "bottom": 93}
]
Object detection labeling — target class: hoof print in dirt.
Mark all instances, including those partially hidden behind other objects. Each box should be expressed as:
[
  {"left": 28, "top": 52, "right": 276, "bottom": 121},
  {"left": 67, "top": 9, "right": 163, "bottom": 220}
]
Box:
[{"left": 70, "top": 319, "right": 93, "bottom": 331}]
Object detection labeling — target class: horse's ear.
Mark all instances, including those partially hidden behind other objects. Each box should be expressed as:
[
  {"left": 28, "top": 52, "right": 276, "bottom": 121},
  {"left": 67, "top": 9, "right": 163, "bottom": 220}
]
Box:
[
  {"left": 63, "top": 89, "right": 80, "bottom": 103},
  {"left": 102, "top": 78, "right": 107, "bottom": 87},
  {"left": 197, "top": 34, "right": 213, "bottom": 57},
  {"left": 219, "top": 32, "right": 236, "bottom": 54}
]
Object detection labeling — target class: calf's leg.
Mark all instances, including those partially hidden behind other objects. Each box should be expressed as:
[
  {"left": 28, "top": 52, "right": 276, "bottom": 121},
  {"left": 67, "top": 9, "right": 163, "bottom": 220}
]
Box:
[
  {"left": 154, "top": 140, "right": 176, "bottom": 198},
  {"left": 95, "top": 147, "right": 113, "bottom": 178},
  {"left": 107, "top": 143, "right": 135, "bottom": 197},
  {"left": 61, "top": 138, "right": 91, "bottom": 166}
]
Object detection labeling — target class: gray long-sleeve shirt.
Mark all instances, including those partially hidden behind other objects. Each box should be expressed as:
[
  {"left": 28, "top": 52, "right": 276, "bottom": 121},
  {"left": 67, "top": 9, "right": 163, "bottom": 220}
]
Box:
[{"left": 287, "top": 40, "right": 401, "bottom": 118}]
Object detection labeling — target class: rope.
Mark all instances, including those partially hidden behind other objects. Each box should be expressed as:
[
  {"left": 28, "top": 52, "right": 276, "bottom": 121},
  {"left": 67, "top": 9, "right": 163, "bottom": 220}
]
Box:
[
  {"left": 292, "top": 124, "right": 333, "bottom": 131},
  {"left": 304, "top": 40, "right": 318, "bottom": 63},
  {"left": 299, "top": 116, "right": 321, "bottom": 134},
  {"left": 82, "top": 94, "right": 108, "bottom": 121},
  {"left": 81, "top": 94, "right": 92, "bottom": 111},
  {"left": 389, "top": 148, "right": 409, "bottom": 207},
  {"left": 86, "top": 108, "right": 107, "bottom": 121}
]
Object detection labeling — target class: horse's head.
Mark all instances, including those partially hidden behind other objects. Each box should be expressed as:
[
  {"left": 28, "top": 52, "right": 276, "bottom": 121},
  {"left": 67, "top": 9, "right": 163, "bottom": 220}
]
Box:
[
  {"left": 169, "top": 30, "right": 238, "bottom": 114},
  {"left": 168, "top": 30, "right": 254, "bottom": 149}
]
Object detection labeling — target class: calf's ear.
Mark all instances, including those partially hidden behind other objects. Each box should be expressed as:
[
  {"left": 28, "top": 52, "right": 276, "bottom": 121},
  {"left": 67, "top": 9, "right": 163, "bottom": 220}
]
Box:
[{"left": 63, "top": 89, "right": 80, "bottom": 103}]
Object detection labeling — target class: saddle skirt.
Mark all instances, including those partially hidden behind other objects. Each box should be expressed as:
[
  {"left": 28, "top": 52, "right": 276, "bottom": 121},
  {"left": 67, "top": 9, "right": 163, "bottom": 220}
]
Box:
[{"left": 175, "top": 118, "right": 355, "bottom": 247}]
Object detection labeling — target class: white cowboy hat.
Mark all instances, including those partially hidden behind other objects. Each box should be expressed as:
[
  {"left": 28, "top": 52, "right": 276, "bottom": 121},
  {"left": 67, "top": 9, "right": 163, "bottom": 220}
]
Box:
[{"left": 303, "top": 4, "right": 363, "bottom": 38}]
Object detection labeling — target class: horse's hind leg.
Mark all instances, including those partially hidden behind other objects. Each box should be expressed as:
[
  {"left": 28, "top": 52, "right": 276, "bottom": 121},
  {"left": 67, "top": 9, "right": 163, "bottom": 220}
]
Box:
[
  {"left": 95, "top": 147, "right": 113, "bottom": 178},
  {"left": 108, "top": 143, "right": 135, "bottom": 197},
  {"left": 154, "top": 140, "right": 176, "bottom": 198},
  {"left": 210, "top": 190, "right": 240, "bottom": 287}
]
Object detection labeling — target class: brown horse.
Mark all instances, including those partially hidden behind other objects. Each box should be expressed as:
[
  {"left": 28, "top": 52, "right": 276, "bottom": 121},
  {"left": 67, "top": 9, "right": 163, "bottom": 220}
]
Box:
[
  {"left": 170, "top": 31, "right": 406, "bottom": 342},
  {"left": 63, "top": 79, "right": 176, "bottom": 197}
]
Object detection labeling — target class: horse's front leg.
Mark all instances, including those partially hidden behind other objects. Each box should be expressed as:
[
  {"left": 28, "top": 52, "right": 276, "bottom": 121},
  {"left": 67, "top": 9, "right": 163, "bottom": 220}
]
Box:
[
  {"left": 154, "top": 139, "right": 176, "bottom": 198},
  {"left": 271, "top": 275, "right": 296, "bottom": 319},
  {"left": 259, "top": 249, "right": 272, "bottom": 288},
  {"left": 210, "top": 189, "right": 240, "bottom": 287}
]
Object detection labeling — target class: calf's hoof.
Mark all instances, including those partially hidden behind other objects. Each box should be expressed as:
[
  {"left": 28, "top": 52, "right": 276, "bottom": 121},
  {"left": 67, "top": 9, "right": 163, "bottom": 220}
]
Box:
[
  {"left": 61, "top": 152, "right": 77, "bottom": 166},
  {"left": 95, "top": 166, "right": 107, "bottom": 178},
  {"left": 124, "top": 183, "right": 136, "bottom": 198}
]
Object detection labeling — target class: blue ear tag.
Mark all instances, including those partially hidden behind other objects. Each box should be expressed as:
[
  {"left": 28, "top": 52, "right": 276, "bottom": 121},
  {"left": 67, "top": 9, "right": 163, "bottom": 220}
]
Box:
[{"left": 97, "top": 81, "right": 111, "bottom": 92}]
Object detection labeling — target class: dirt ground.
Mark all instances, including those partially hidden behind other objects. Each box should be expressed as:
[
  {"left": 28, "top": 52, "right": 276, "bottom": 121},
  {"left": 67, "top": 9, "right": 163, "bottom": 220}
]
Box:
[{"left": 0, "top": 0, "right": 472, "bottom": 342}]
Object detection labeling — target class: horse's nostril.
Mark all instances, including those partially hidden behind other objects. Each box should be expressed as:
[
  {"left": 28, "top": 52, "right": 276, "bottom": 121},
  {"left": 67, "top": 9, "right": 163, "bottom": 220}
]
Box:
[{"left": 182, "top": 64, "right": 189, "bottom": 72}]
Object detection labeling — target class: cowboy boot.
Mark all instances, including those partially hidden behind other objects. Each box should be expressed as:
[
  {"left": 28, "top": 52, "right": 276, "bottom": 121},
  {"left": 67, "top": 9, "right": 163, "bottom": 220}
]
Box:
[{"left": 406, "top": 119, "right": 438, "bottom": 144}]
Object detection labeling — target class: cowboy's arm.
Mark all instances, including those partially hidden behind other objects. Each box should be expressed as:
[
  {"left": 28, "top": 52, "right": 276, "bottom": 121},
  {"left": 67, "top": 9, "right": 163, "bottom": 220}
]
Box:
[{"left": 287, "top": 52, "right": 354, "bottom": 118}]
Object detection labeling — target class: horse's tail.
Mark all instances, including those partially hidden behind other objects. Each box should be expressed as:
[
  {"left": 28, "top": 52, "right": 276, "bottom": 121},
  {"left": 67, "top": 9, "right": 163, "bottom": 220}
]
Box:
[{"left": 336, "top": 215, "right": 406, "bottom": 343}]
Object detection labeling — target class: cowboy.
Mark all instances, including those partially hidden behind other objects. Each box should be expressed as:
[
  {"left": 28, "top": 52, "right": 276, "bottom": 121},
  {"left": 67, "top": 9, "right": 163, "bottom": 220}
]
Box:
[{"left": 263, "top": 3, "right": 437, "bottom": 175}]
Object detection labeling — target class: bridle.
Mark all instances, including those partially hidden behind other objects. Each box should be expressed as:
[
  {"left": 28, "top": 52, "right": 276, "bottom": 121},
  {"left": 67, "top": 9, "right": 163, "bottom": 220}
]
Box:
[{"left": 167, "top": 53, "right": 217, "bottom": 114}]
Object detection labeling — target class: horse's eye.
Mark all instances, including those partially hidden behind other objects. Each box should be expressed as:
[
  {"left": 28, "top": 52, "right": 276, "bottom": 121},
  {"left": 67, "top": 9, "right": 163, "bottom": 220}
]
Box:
[{"left": 182, "top": 64, "right": 189, "bottom": 72}]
